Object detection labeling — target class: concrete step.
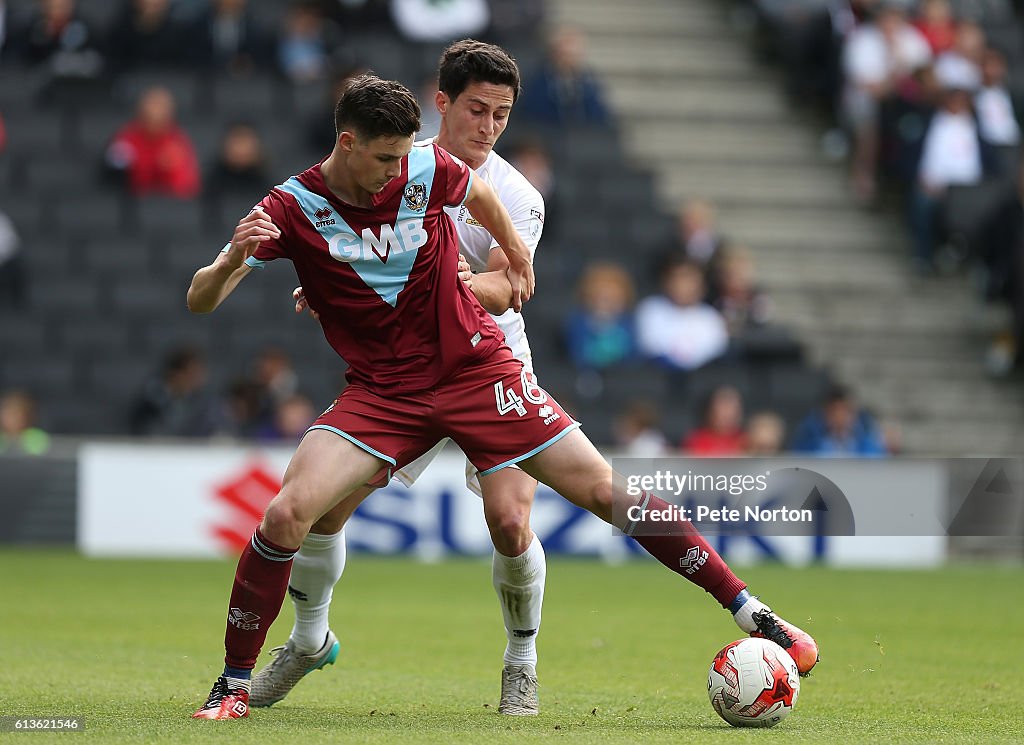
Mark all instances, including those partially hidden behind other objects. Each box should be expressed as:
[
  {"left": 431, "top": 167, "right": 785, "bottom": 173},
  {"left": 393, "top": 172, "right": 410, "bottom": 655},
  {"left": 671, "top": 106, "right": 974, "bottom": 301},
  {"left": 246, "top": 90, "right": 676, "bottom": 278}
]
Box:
[
  {"left": 553, "top": 0, "right": 725, "bottom": 31},
  {"left": 900, "top": 421, "right": 1024, "bottom": 455},
  {"left": 586, "top": 43, "right": 761, "bottom": 78},
  {"left": 625, "top": 122, "right": 821, "bottom": 166},
  {"left": 656, "top": 164, "right": 852, "bottom": 209},
  {"left": 828, "top": 355, "right": 989, "bottom": 383},
  {"left": 714, "top": 205, "right": 907, "bottom": 247},
  {"left": 607, "top": 83, "right": 792, "bottom": 123},
  {"left": 768, "top": 290, "right": 1002, "bottom": 328}
]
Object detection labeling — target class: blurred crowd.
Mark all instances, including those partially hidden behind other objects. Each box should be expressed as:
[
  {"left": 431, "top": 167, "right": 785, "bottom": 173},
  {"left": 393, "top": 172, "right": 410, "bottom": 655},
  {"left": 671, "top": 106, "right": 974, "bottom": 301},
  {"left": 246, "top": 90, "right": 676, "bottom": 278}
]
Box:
[
  {"left": 0, "top": 0, "right": 899, "bottom": 457},
  {"left": 747, "top": 0, "right": 1024, "bottom": 375},
  {"left": 560, "top": 196, "right": 895, "bottom": 457}
]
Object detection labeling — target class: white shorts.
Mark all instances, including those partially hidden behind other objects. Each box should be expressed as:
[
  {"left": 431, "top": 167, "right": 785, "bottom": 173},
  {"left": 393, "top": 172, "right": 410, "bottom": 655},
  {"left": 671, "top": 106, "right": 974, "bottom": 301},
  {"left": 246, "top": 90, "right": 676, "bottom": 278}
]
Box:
[{"left": 393, "top": 358, "right": 535, "bottom": 497}]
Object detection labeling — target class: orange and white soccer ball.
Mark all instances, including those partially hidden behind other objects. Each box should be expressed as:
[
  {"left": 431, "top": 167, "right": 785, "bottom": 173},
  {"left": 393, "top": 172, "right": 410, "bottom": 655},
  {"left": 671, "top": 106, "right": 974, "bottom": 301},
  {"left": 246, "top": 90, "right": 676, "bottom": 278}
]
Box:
[{"left": 708, "top": 637, "right": 800, "bottom": 728}]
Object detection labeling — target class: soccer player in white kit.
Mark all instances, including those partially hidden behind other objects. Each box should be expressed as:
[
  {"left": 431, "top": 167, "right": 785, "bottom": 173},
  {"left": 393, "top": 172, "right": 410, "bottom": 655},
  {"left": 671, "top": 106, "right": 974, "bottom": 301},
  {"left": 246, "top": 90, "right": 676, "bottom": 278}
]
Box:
[{"left": 251, "top": 40, "right": 549, "bottom": 715}]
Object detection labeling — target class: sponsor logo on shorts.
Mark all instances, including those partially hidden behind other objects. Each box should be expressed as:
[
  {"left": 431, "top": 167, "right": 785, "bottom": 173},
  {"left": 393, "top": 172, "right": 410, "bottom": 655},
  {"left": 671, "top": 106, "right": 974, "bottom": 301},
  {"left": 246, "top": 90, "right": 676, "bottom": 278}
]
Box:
[{"left": 538, "top": 404, "right": 560, "bottom": 426}]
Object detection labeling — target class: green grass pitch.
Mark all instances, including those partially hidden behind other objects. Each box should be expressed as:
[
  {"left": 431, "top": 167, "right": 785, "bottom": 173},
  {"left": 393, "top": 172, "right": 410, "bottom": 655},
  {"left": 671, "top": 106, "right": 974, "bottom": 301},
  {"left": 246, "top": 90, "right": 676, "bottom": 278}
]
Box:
[{"left": 2, "top": 550, "right": 1023, "bottom": 744}]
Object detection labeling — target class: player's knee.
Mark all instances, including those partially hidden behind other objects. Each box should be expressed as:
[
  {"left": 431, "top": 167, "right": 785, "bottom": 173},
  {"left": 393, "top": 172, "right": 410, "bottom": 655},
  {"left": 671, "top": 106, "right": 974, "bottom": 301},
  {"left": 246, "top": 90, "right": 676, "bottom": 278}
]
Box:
[
  {"left": 261, "top": 496, "right": 312, "bottom": 547},
  {"left": 487, "top": 509, "right": 532, "bottom": 557}
]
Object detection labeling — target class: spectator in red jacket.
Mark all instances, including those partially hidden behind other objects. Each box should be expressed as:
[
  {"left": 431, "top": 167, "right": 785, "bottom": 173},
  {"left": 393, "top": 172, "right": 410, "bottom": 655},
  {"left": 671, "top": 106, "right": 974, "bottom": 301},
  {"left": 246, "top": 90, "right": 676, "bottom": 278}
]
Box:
[{"left": 105, "top": 85, "right": 200, "bottom": 198}]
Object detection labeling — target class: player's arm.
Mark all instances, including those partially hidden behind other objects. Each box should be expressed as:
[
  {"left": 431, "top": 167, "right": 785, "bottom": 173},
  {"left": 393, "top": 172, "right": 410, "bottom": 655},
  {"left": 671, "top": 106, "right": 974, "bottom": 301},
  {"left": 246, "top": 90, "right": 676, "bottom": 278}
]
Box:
[
  {"left": 470, "top": 190, "right": 544, "bottom": 315},
  {"left": 187, "top": 207, "right": 280, "bottom": 313},
  {"left": 468, "top": 248, "right": 514, "bottom": 315},
  {"left": 463, "top": 177, "right": 535, "bottom": 312}
]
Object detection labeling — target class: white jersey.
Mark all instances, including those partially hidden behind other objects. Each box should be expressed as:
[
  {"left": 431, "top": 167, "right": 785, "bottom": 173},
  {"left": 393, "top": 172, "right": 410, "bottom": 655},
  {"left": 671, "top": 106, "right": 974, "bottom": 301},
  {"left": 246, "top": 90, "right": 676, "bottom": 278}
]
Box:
[{"left": 423, "top": 138, "right": 545, "bottom": 371}]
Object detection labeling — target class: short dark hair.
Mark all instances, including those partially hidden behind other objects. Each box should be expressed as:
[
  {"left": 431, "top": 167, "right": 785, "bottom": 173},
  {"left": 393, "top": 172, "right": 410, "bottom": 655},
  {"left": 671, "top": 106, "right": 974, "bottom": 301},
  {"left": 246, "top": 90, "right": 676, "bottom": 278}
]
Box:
[
  {"left": 438, "top": 39, "right": 521, "bottom": 103},
  {"left": 334, "top": 74, "right": 421, "bottom": 140}
]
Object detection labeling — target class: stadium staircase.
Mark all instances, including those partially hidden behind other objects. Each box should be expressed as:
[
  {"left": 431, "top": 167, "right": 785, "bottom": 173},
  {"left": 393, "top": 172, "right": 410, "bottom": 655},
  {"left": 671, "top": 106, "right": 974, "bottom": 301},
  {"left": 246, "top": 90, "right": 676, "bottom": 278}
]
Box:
[{"left": 551, "top": 0, "right": 1024, "bottom": 455}]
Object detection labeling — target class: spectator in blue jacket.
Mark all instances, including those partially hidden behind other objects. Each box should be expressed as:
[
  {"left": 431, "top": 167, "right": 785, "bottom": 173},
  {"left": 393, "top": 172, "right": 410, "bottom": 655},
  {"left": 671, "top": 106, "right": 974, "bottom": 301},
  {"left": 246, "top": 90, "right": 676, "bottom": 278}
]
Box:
[{"left": 792, "top": 385, "right": 888, "bottom": 456}]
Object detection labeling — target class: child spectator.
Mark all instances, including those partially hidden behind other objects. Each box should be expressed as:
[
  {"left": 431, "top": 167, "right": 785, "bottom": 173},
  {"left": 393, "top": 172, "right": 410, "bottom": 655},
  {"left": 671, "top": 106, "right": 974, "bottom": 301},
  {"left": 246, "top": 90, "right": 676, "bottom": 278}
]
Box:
[
  {"left": 681, "top": 385, "right": 745, "bottom": 456},
  {"left": 0, "top": 390, "right": 50, "bottom": 455},
  {"left": 614, "top": 400, "right": 670, "bottom": 456},
  {"left": 744, "top": 411, "right": 786, "bottom": 456},
  {"left": 565, "top": 261, "right": 636, "bottom": 370}
]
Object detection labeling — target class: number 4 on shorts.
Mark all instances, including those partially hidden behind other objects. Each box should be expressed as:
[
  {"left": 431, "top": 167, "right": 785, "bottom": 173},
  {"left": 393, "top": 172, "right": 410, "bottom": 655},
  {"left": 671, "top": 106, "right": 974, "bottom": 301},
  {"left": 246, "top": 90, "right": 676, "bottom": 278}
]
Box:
[{"left": 494, "top": 380, "right": 527, "bottom": 417}]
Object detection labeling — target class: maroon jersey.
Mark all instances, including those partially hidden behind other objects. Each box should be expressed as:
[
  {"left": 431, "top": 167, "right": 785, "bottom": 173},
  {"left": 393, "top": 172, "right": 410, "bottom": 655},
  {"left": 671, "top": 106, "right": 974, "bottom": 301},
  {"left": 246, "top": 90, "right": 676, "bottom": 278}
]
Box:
[{"left": 247, "top": 144, "right": 504, "bottom": 392}]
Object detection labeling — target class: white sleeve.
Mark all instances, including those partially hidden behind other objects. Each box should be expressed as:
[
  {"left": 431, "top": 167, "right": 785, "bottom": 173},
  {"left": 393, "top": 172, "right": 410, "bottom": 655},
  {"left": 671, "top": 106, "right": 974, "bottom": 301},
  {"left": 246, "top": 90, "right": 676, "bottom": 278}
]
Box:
[{"left": 489, "top": 189, "right": 545, "bottom": 261}]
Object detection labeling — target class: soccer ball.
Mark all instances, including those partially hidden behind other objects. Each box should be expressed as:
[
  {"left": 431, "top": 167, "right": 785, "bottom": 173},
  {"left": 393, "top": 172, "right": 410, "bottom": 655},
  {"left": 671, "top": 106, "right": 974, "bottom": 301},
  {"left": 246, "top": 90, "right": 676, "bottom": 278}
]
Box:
[{"left": 707, "top": 637, "right": 800, "bottom": 728}]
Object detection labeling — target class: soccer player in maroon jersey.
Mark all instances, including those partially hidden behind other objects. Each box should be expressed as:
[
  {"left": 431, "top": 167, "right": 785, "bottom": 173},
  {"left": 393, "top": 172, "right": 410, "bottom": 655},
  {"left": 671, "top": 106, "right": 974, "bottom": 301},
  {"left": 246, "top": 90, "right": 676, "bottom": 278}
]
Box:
[
  {"left": 257, "top": 41, "right": 556, "bottom": 717},
  {"left": 187, "top": 74, "right": 817, "bottom": 721}
]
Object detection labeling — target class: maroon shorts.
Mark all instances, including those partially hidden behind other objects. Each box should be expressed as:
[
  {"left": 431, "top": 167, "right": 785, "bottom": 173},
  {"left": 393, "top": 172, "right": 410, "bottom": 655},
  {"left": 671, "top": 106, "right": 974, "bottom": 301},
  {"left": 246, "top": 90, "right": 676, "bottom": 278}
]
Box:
[{"left": 307, "top": 348, "right": 580, "bottom": 487}]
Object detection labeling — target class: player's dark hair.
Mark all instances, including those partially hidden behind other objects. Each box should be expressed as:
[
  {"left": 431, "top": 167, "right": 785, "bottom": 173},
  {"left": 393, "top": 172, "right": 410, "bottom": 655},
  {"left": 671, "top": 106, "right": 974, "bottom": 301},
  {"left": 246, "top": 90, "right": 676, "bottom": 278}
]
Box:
[
  {"left": 438, "top": 39, "right": 521, "bottom": 103},
  {"left": 334, "top": 74, "right": 421, "bottom": 140}
]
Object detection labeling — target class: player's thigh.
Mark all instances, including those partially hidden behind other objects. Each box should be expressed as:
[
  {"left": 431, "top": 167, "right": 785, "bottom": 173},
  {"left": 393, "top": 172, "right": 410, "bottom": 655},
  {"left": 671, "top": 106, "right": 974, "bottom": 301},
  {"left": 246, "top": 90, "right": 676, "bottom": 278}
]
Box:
[
  {"left": 516, "top": 428, "right": 615, "bottom": 522},
  {"left": 268, "top": 429, "right": 385, "bottom": 533},
  {"left": 479, "top": 467, "right": 539, "bottom": 548},
  {"left": 310, "top": 484, "right": 376, "bottom": 535}
]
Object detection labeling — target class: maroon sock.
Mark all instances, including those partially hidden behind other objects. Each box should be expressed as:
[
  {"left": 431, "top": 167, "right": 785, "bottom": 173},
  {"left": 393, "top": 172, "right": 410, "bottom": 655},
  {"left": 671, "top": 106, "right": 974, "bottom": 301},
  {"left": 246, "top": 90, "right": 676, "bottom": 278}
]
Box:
[
  {"left": 627, "top": 492, "right": 747, "bottom": 608},
  {"left": 223, "top": 528, "right": 299, "bottom": 670}
]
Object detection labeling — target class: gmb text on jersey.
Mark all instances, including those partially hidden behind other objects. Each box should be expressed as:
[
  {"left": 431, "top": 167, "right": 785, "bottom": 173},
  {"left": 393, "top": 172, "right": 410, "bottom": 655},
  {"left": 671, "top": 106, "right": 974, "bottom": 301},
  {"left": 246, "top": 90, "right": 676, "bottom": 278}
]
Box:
[{"left": 328, "top": 219, "right": 428, "bottom": 263}]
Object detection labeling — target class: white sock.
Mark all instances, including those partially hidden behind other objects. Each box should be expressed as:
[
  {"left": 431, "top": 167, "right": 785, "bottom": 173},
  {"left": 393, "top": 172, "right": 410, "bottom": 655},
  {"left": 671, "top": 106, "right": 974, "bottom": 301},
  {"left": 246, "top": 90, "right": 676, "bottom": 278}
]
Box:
[
  {"left": 732, "top": 594, "right": 770, "bottom": 634},
  {"left": 492, "top": 534, "right": 546, "bottom": 667},
  {"left": 288, "top": 530, "right": 346, "bottom": 654}
]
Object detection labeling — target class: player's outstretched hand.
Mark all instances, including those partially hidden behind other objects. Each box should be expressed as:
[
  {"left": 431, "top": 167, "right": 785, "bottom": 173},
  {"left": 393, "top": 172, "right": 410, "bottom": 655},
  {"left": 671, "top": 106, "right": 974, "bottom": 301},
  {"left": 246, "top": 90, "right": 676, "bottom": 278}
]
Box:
[
  {"left": 225, "top": 207, "right": 279, "bottom": 268},
  {"left": 505, "top": 252, "right": 535, "bottom": 313},
  {"left": 457, "top": 253, "right": 473, "bottom": 290},
  {"left": 292, "top": 286, "right": 320, "bottom": 320}
]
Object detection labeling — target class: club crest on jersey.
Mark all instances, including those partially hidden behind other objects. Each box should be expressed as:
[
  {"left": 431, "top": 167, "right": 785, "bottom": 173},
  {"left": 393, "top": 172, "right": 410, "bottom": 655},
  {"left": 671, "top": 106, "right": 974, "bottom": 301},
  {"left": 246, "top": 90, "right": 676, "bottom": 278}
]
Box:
[{"left": 403, "top": 181, "right": 428, "bottom": 212}]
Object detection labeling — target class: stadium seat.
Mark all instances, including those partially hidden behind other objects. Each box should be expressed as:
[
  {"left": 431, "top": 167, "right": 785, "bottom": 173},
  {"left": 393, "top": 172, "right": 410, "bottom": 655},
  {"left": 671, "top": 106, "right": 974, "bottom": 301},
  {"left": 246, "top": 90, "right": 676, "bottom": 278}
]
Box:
[
  {"left": 202, "top": 75, "right": 281, "bottom": 118},
  {"left": 85, "top": 355, "right": 161, "bottom": 403},
  {"left": 127, "top": 197, "right": 205, "bottom": 239},
  {"left": 25, "top": 154, "right": 99, "bottom": 196},
  {"left": 79, "top": 235, "right": 154, "bottom": 275},
  {"left": 3, "top": 110, "right": 68, "bottom": 155},
  {"left": 29, "top": 277, "right": 102, "bottom": 316},
  {"left": 52, "top": 193, "right": 129, "bottom": 235},
  {"left": 57, "top": 318, "right": 131, "bottom": 356},
  {"left": 0, "top": 354, "right": 77, "bottom": 393},
  {"left": 109, "top": 277, "right": 188, "bottom": 316},
  {"left": 0, "top": 314, "right": 52, "bottom": 357}
]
